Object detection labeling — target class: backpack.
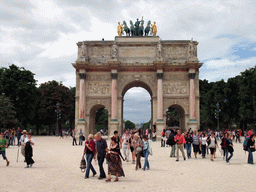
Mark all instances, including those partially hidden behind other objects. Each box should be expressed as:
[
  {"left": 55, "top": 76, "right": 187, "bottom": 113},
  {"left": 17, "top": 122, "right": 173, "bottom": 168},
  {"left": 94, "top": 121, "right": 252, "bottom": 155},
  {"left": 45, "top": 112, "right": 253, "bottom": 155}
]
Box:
[
  {"left": 166, "top": 134, "right": 176, "bottom": 146},
  {"left": 243, "top": 136, "right": 250, "bottom": 151}
]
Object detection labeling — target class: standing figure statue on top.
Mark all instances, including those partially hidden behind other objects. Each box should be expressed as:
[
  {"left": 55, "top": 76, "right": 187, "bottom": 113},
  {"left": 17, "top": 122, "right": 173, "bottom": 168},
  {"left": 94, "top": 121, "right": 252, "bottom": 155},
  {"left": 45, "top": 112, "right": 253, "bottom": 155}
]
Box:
[
  {"left": 139, "top": 17, "right": 144, "bottom": 36},
  {"left": 144, "top": 20, "right": 151, "bottom": 36},
  {"left": 151, "top": 21, "right": 157, "bottom": 36},
  {"left": 117, "top": 22, "right": 123, "bottom": 36},
  {"left": 130, "top": 20, "right": 135, "bottom": 36},
  {"left": 123, "top": 21, "right": 130, "bottom": 36},
  {"left": 134, "top": 17, "right": 143, "bottom": 36}
]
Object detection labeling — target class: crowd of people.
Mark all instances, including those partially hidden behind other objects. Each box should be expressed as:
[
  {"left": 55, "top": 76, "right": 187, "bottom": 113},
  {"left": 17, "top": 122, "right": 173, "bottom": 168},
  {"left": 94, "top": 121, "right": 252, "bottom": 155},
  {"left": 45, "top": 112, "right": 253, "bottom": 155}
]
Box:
[{"left": 162, "top": 127, "right": 255, "bottom": 165}]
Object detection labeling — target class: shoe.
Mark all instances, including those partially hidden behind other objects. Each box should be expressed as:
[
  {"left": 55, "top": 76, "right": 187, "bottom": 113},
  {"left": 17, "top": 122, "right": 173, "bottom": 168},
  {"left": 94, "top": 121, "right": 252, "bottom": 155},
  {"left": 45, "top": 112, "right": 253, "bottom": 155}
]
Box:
[
  {"left": 30, "top": 164, "right": 33, "bottom": 168},
  {"left": 132, "top": 160, "right": 135, "bottom": 164},
  {"left": 25, "top": 165, "right": 29, "bottom": 168},
  {"left": 126, "top": 160, "right": 129, "bottom": 162},
  {"left": 176, "top": 160, "right": 179, "bottom": 162},
  {"left": 135, "top": 167, "right": 138, "bottom": 171},
  {"left": 211, "top": 159, "right": 214, "bottom": 161},
  {"left": 184, "top": 158, "right": 186, "bottom": 161},
  {"left": 105, "top": 178, "right": 111, "bottom": 182},
  {"left": 93, "top": 173, "right": 97, "bottom": 177},
  {"left": 146, "top": 167, "right": 150, "bottom": 170},
  {"left": 84, "top": 177, "right": 88, "bottom": 179},
  {"left": 142, "top": 168, "right": 145, "bottom": 171},
  {"left": 227, "top": 162, "right": 230, "bottom": 165},
  {"left": 6, "top": 161, "right": 10, "bottom": 167},
  {"left": 98, "top": 177, "right": 106, "bottom": 180},
  {"left": 114, "top": 178, "right": 119, "bottom": 182}
]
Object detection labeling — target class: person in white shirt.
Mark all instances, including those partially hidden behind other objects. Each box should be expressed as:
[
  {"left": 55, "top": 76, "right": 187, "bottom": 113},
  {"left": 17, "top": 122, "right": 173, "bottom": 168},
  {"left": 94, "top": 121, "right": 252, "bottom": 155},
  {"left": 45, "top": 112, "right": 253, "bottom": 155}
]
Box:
[
  {"left": 19, "top": 130, "right": 27, "bottom": 161},
  {"left": 122, "top": 130, "right": 131, "bottom": 162},
  {"left": 200, "top": 132, "right": 208, "bottom": 158},
  {"left": 24, "top": 132, "right": 34, "bottom": 168}
]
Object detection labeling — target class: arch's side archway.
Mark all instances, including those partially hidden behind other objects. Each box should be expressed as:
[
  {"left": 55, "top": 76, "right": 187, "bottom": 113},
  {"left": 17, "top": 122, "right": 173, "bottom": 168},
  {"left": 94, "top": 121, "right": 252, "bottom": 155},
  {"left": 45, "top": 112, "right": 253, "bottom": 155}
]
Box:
[
  {"left": 89, "top": 104, "right": 109, "bottom": 136},
  {"left": 166, "top": 104, "right": 185, "bottom": 132}
]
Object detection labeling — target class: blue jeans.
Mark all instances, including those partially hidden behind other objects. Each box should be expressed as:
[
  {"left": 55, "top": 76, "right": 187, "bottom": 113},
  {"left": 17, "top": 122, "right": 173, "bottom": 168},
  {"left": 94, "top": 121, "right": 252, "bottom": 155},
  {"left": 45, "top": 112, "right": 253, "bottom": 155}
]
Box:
[
  {"left": 201, "top": 145, "right": 206, "bottom": 158},
  {"left": 143, "top": 150, "right": 150, "bottom": 170},
  {"left": 79, "top": 136, "right": 83, "bottom": 145},
  {"left": 186, "top": 143, "right": 191, "bottom": 158},
  {"left": 97, "top": 156, "right": 106, "bottom": 178},
  {"left": 226, "top": 150, "right": 233, "bottom": 163},
  {"left": 0, "top": 151, "right": 6, "bottom": 160},
  {"left": 247, "top": 147, "right": 253, "bottom": 164},
  {"left": 85, "top": 153, "right": 96, "bottom": 178}
]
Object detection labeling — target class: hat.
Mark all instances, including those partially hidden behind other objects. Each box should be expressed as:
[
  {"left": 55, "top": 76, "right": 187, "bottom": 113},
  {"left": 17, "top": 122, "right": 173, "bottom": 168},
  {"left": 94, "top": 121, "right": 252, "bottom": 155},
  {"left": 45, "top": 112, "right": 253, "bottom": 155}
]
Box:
[{"left": 22, "top": 130, "right": 27, "bottom": 133}]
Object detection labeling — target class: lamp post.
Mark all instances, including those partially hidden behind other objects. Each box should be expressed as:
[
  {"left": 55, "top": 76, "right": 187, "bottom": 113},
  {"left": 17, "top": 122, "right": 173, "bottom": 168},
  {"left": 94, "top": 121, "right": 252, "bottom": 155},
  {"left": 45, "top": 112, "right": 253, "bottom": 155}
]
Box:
[
  {"left": 55, "top": 102, "right": 61, "bottom": 136},
  {"left": 215, "top": 102, "right": 221, "bottom": 130}
]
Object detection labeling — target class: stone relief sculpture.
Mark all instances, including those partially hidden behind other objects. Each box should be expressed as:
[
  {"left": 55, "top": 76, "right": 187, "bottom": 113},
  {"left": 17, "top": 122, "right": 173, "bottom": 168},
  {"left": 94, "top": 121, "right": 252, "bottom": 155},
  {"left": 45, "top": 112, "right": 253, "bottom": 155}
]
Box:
[
  {"left": 88, "top": 82, "right": 111, "bottom": 94},
  {"left": 81, "top": 43, "right": 87, "bottom": 57},
  {"left": 163, "top": 83, "right": 188, "bottom": 94},
  {"left": 188, "top": 38, "right": 197, "bottom": 60},
  {"left": 111, "top": 43, "right": 118, "bottom": 59},
  {"left": 156, "top": 41, "right": 162, "bottom": 60},
  {"left": 86, "top": 75, "right": 111, "bottom": 81},
  {"left": 164, "top": 74, "right": 188, "bottom": 81}
]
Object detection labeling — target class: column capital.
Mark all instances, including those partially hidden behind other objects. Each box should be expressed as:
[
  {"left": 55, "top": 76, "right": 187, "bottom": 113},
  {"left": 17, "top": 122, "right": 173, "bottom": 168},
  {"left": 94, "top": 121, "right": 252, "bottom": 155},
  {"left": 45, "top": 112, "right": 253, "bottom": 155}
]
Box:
[
  {"left": 79, "top": 73, "right": 86, "bottom": 79},
  {"left": 111, "top": 73, "right": 118, "bottom": 79},
  {"left": 156, "top": 73, "right": 164, "bottom": 79},
  {"left": 188, "top": 73, "right": 196, "bottom": 79}
]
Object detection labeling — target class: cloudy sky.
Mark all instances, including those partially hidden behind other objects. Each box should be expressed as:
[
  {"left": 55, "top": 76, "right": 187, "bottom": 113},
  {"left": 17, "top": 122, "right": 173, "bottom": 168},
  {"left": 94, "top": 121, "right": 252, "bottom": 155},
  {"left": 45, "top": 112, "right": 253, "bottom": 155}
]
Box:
[{"left": 1, "top": 0, "right": 255, "bottom": 123}]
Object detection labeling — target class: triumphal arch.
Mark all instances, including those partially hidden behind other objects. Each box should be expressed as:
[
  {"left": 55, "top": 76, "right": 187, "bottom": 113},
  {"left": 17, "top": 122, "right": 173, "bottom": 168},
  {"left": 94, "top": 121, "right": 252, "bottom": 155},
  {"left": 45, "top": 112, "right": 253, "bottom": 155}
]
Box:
[{"left": 72, "top": 28, "right": 202, "bottom": 137}]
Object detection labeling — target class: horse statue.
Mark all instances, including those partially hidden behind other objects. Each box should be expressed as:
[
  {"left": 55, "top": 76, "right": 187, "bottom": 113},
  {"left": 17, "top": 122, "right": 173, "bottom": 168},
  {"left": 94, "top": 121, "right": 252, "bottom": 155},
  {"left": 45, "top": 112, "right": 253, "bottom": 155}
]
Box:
[
  {"left": 130, "top": 20, "right": 135, "bottom": 36},
  {"left": 139, "top": 19, "right": 144, "bottom": 36},
  {"left": 123, "top": 21, "right": 130, "bottom": 36},
  {"left": 144, "top": 20, "right": 151, "bottom": 36}
]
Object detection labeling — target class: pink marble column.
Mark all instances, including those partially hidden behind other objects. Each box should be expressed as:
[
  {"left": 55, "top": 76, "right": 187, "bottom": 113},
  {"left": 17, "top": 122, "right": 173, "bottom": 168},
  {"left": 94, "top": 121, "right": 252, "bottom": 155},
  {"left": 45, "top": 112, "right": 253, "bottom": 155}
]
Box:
[
  {"left": 78, "top": 71, "right": 86, "bottom": 121},
  {"left": 189, "top": 73, "right": 196, "bottom": 121},
  {"left": 157, "top": 72, "right": 164, "bottom": 121},
  {"left": 111, "top": 72, "right": 118, "bottom": 121}
]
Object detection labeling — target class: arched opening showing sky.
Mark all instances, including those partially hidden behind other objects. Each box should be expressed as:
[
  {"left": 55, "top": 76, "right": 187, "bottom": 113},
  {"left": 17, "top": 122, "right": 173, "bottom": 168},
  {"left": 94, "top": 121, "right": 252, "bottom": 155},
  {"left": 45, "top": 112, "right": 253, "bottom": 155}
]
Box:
[{"left": 123, "top": 87, "right": 151, "bottom": 124}]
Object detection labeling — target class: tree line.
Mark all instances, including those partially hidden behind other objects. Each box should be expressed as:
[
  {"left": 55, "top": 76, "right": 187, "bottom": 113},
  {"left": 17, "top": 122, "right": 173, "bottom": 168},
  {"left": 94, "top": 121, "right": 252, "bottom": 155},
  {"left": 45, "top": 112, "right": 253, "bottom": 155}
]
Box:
[{"left": 1, "top": 64, "right": 255, "bottom": 134}]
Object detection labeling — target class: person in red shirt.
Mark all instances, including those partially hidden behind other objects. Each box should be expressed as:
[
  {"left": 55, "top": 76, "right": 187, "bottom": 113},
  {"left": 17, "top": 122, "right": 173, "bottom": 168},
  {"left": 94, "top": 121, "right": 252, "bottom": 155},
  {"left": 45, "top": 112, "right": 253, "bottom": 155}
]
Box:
[
  {"left": 248, "top": 129, "right": 253, "bottom": 137},
  {"left": 174, "top": 130, "right": 186, "bottom": 162}
]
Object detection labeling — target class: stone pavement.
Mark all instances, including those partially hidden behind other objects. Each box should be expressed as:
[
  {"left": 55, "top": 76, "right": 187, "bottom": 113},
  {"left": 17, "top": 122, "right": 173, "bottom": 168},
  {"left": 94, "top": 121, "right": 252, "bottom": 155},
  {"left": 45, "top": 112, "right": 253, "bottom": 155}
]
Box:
[{"left": 0, "top": 136, "right": 255, "bottom": 192}]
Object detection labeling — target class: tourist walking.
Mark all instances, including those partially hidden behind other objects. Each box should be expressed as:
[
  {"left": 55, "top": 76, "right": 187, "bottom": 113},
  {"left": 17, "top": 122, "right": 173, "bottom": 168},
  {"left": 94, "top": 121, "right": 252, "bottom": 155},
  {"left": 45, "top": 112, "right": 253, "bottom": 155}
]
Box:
[
  {"left": 169, "top": 129, "right": 176, "bottom": 157},
  {"left": 207, "top": 132, "right": 218, "bottom": 161},
  {"left": 113, "top": 131, "right": 122, "bottom": 149},
  {"left": 133, "top": 134, "right": 143, "bottom": 170},
  {"left": 0, "top": 132, "right": 10, "bottom": 166},
  {"left": 247, "top": 134, "right": 255, "bottom": 164},
  {"left": 24, "top": 132, "right": 34, "bottom": 168},
  {"left": 79, "top": 129, "right": 84, "bottom": 145},
  {"left": 161, "top": 129, "right": 166, "bottom": 147},
  {"left": 72, "top": 129, "right": 77, "bottom": 146},
  {"left": 174, "top": 130, "right": 186, "bottom": 161},
  {"left": 129, "top": 132, "right": 136, "bottom": 164},
  {"left": 142, "top": 135, "right": 151, "bottom": 170},
  {"left": 225, "top": 134, "right": 234, "bottom": 164},
  {"left": 95, "top": 132, "right": 108, "bottom": 179},
  {"left": 105, "top": 136, "right": 125, "bottom": 182},
  {"left": 121, "top": 130, "right": 130, "bottom": 162},
  {"left": 19, "top": 130, "right": 27, "bottom": 160},
  {"left": 192, "top": 131, "right": 200, "bottom": 158},
  {"left": 185, "top": 132, "right": 192, "bottom": 158},
  {"left": 220, "top": 133, "right": 227, "bottom": 160},
  {"left": 17, "top": 127, "right": 22, "bottom": 146},
  {"left": 200, "top": 133, "right": 207, "bottom": 158},
  {"left": 83, "top": 134, "right": 97, "bottom": 179}
]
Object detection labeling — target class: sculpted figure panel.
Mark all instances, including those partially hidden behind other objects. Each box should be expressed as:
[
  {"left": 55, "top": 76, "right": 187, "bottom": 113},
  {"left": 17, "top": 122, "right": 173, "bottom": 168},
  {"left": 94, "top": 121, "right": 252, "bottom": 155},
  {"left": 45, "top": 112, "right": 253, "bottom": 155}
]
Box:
[
  {"left": 118, "top": 47, "right": 156, "bottom": 58},
  {"left": 163, "top": 82, "right": 188, "bottom": 94},
  {"left": 163, "top": 45, "right": 187, "bottom": 59},
  {"left": 88, "top": 82, "right": 111, "bottom": 95},
  {"left": 86, "top": 75, "right": 111, "bottom": 81},
  {"left": 164, "top": 74, "right": 188, "bottom": 81}
]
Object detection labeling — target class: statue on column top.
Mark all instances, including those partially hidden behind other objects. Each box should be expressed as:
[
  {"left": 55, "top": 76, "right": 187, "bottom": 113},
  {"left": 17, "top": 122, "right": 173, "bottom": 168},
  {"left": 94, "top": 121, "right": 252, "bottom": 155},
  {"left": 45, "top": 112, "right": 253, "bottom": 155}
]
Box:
[
  {"left": 117, "top": 22, "right": 123, "bottom": 36},
  {"left": 151, "top": 21, "right": 157, "bottom": 36}
]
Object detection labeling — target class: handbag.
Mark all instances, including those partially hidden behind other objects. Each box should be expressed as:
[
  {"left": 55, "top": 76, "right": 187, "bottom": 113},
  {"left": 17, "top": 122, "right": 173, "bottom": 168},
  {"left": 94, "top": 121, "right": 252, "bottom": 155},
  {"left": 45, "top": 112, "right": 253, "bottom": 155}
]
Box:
[
  {"left": 106, "top": 153, "right": 111, "bottom": 160},
  {"left": 80, "top": 157, "right": 86, "bottom": 173}
]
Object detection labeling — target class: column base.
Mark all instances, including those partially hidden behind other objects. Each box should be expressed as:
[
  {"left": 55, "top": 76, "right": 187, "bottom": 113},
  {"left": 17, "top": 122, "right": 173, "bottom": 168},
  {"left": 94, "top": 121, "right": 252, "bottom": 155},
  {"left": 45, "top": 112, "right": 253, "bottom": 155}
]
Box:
[
  {"left": 78, "top": 118, "right": 86, "bottom": 122},
  {"left": 187, "top": 120, "right": 198, "bottom": 131},
  {"left": 109, "top": 121, "right": 119, "bottom": 138},
  {"left": 156, "top": 120, "right": 165, "bottom": 139},
  {"left": 76, "top": 120, "right": 87, "bottom": 139},
  {"left": 110, "top": 119, "right": 118, "bottom": 122}
]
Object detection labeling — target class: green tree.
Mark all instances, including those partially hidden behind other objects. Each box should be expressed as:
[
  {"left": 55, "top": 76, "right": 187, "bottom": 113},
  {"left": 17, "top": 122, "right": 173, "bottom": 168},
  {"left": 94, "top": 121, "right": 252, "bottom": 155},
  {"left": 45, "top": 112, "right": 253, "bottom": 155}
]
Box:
[
  {"left": 0, "top": 95, "right": 16, "bottom": 128},
  {"left": 38, "top": 81, "right": 73, "bottom": 135},
  {"left": 0, "top": 64, "right": 37, "bottom": 127},
  {"left": 67, "top": 87, "right": 76, "bottom": 129},
  {"left": 124, "top": 120, "right": 135, "bottom": 129},
  {"left": 142, "top": 120, "right": 151, "bottom": 129},
  {"left": 166, "top": 107, "right": 180, "bottom": 127}
]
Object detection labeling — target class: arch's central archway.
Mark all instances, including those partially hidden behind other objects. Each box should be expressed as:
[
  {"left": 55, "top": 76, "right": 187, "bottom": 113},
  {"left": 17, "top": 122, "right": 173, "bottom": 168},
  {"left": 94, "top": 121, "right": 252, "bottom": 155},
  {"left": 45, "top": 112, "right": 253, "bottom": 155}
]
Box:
[
  {"left": 166, "top": 104, "right": 185, "bottom": 132},
  {"left": 122, "top": 81, "right": 152, "bottom": 131}
]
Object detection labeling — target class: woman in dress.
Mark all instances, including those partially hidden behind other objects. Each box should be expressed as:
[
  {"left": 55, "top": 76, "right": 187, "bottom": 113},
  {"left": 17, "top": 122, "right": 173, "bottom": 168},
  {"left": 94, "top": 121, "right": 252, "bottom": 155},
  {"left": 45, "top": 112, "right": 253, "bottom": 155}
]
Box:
[
  {"left": 106, "top": 136, "right": 125, "bottom": 182},
  {"left": 83, "top": 134, "right": 96, "bottom": 179},
  {"left": 24, "top": 132, "right": 34, "bottom": 168}
]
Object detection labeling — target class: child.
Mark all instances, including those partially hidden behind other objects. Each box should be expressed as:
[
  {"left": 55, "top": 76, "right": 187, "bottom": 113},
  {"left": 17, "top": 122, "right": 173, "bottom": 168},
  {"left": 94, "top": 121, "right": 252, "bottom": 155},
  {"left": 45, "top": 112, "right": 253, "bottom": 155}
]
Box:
[{"left": 0, "top": 132, "right": 10, "bottom": 166}]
